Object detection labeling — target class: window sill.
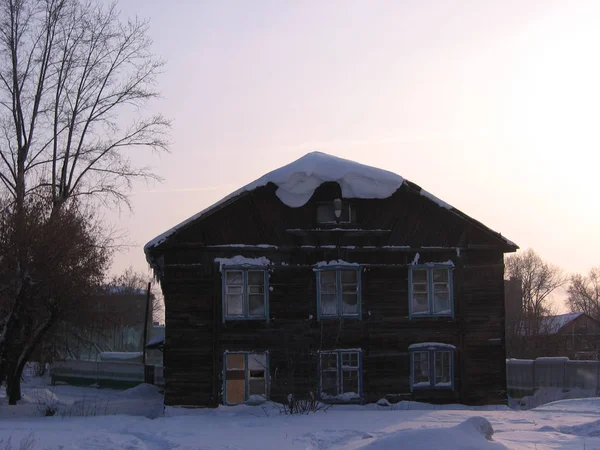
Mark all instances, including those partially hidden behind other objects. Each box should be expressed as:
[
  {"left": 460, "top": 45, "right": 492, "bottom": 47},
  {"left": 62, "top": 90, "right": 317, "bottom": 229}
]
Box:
[
  {"left": 320, "top": 392, "right": 362, "bottom": 404},
  {"left": 318, "top": 315, "right": 362, "bottom": 320},
  {"left": 223, "top": 317, "right": 268, "bottom": 322},
  {"left": 411, "top": 385, "right": 454, "bottom": 391},
  {"left": 410, "top": 313, "right": 454, "bottom": 319},
  {"left": 224, "top": 397, "right": 268, "bottom": 407}
]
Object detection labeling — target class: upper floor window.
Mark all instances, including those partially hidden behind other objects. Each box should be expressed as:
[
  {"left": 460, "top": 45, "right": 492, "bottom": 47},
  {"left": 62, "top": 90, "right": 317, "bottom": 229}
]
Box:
[
  {"left": 319, "top": 350, "right": 362, "bottom": 401},
  {"left": 317, "top": 200, "right": 353, "bottom": 224},
  {"left": 317, "top": 268, "right": 361, "bottom": 319},
  {"left": 222, "top": 269, "right": 268, "bottom": 321},
  {"left": 409, "top": 265, "right": 453, "bottom": 318},
  {"left": 409, "top": 343, "right": 454, "bottom": 390}
]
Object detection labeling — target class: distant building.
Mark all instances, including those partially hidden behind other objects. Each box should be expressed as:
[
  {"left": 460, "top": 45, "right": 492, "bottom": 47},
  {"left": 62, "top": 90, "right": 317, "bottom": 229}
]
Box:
[
  {"left": 504, "top": 277, "right": 523, "bottom": 320},
  {"left": 539, "top": 312, "right": 600, "bottom": 359}
]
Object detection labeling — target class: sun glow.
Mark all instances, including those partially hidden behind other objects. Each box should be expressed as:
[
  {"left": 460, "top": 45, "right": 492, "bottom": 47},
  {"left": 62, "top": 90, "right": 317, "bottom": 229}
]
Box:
[{"left": 502, "top": 4, "right": 600, "bottom": 160}]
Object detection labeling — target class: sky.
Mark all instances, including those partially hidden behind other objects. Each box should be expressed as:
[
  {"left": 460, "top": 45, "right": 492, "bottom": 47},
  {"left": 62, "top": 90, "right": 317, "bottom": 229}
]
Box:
[{"left": 110, "top": 1, "right": 599, "bottom": 308}]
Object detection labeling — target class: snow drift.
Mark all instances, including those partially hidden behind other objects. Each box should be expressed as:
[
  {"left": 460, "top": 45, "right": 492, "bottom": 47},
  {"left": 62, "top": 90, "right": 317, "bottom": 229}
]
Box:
[{"left": 359, "top": 416, "right": 506, "bottom": 450}]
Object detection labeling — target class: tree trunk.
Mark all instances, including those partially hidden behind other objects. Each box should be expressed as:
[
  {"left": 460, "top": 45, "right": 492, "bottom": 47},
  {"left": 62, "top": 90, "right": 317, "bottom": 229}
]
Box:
[
  {"left": 7, "top": 314, "right": 55, "bottom": 405},
  {"left": 0, "top": 275, "right": 29, "bottom": 389}
]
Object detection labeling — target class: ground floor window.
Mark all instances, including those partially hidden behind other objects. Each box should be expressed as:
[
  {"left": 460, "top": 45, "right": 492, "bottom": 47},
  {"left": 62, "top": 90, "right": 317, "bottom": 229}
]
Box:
[
  {"left": 224, "top": 352, "right": 268, "bottom": 404},
  {"left": 409, "top": 343, "right": 455, "bottom": 390},
  {"left": 319, "top": 349, "right": 362, "bottom": 400}
]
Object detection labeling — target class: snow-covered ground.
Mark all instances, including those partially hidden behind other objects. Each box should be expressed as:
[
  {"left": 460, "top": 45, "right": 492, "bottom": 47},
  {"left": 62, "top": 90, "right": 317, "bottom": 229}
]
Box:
[{"left": 2, "top": 379, "right": 600, "bottom": 449}]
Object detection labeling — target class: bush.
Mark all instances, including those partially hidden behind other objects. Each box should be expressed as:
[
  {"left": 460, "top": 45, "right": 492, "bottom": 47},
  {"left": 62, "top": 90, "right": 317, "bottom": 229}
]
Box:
[
  {"left": 0, "top": 434, "right": 35, "bottom": 450},
  {"left": 278, "top": 392, "right": 330, "bottom": 415}
]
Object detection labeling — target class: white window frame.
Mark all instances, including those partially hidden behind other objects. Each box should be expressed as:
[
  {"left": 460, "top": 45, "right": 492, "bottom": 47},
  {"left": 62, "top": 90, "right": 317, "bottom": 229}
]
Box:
[
  {"left": 222, "top": 268, "right": 268, "bottom": 322},
  {"left": 409, "top": 265, "right": 454, "bottom": 318},
  {"left": 319, "top": 350, "right": 362, "bottom": 400},
  {"left": 410, "top": 346, "right": 454, "bottom": 391},
  {"left": 316, "top": 268, "right": 361, "bottom": 319}
]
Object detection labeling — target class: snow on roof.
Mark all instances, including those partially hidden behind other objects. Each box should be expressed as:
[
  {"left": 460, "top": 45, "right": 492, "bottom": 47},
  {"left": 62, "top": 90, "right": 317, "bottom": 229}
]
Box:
[
  {"left": 145, "top": 152, "right": 403, "bottom": 253},
  {"left": 144, "top": 151, "right": 517, "bottom": 257},
  {"left": 542, "top": 312, "right": 585, "bottom": 334}
]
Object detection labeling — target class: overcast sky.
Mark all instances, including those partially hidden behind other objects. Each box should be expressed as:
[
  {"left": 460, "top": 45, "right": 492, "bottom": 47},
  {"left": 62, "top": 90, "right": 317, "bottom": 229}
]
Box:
[{"left": 111, "top": 1, "right": 599, "bottom": 306}]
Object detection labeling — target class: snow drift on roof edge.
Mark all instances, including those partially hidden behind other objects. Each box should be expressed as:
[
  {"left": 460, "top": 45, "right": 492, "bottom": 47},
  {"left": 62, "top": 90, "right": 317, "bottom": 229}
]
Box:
[{"left": 144, "top": 152, "right": 404, "bottom": 252}]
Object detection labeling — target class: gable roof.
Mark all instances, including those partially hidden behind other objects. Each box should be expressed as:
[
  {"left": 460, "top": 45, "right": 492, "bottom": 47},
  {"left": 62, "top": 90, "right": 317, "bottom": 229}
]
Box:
[
  {"left": 542, "top": 312, "right": 586, "bottom": 334},
  {"left": 144, "top": 152, "right": 518, "bottom": 260}
]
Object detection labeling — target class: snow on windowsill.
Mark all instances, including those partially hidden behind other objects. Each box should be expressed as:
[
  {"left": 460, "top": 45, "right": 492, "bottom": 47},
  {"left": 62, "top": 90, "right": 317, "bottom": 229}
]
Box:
[
  {"left": 313, "top": 260, "right": 360, "bottom": 269},
  {"left": 318, "top": 348, "right": 362, "bottom": 353},
  {"left": 321, "top": 392, "right": 361, "bottom": 401},
  {"left": 535, "top": 357, "right": 570, "bottom": 362},
  {"left": 215, "top": 255, "right": 271, "bottom": 271},
  {"left": 245, "top": 395, "right": 267, "bottom": 404},
  {"left": 408, "top": 343, "right": 456, "bottom": 350},
  {"left": 412, "top": 382, "right": 431, "bottom": 388}
]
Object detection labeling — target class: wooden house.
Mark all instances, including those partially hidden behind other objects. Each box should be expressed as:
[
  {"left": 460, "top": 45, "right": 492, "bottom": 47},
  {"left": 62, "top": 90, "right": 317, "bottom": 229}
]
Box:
[{"left": 144, "top": 152, "right": 518, "bottom": 407}]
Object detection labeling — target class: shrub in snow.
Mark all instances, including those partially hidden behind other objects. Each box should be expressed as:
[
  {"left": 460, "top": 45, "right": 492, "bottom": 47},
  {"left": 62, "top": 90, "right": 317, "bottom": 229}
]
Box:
[
  {"left": 278, "top": 392, "right": 330, "bottom": 415},
  {"left": 0, "top": 434, "right": 35, "bottom": 450}
]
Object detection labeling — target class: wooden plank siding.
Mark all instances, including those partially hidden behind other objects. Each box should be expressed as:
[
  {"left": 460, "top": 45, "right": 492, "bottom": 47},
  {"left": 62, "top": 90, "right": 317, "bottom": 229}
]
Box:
[{"left": 152, "top": 181, "right": 513, "bottom": 407}]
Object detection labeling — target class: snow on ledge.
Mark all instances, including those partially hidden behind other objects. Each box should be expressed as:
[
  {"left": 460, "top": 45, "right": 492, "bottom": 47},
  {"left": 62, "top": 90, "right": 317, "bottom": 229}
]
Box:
[
  {"left": 412, "top": 260, "right": 455, "bottom": 267},
  {"left": 215, "top": 255, "right": 271, "bottom": 271},
  {"left": 409, "top": 343, "right": 456, "bottom": 350},
  {"left": 313, "top": 260, "right": 360, "bottom": 269}
]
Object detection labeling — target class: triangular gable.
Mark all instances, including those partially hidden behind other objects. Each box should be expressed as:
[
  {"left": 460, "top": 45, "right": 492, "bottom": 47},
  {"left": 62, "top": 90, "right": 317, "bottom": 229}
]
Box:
[{"left": 145, "top": 152, "right": 518, "bottom": 260}]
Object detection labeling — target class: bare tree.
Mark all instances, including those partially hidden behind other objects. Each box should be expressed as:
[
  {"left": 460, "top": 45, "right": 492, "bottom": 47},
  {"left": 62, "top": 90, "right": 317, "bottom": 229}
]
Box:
[
  {"left": 0, "top": 0, "right": 168, "bottom": 404},
  {"left": 567, "top": 268, "right": 600, "bottom": 321},
  {"left": 505, "top": 249, "right": 566, "bottom": 357},
  {"left": 0, "top": 197, "right": 110, "bottom": 403},
  {"left": 0, "top": 0, "right": 169, "bottom": 209}
]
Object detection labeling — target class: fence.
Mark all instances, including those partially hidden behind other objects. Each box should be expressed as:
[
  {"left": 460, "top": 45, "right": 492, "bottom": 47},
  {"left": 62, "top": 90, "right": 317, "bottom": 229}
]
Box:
[
  {"left": 507, "top": 357, "right": 600, "bottom": 409},
  {"left": 51, "top": 360, "right": 164, "bottom": 389}
]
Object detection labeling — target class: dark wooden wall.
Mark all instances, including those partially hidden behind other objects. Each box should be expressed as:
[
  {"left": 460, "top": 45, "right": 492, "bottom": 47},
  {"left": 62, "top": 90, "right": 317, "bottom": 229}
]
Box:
[{"left": 152, "top": 182, "right": 512, "bottom": 407}]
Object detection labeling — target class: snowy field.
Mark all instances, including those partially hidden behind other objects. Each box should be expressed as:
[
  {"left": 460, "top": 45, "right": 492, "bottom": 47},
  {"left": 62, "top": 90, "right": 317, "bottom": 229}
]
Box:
[{"left": 2, "top": 380, "right": 600, "bottom": 449}]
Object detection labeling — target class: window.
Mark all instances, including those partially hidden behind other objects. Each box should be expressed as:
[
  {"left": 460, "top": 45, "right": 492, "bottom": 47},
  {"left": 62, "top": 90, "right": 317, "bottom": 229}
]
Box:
[
  {"left": 409, "top": 344, "right": 454, "bottom": 390},
  {"left": 224, "top": 352, "right": 268, "bottom": 404},
  {"left": 222, "top": 269, "right": 268, "bottom": 321},
  {"left": 319, "top": 350, "right": 362, "bottom": 400},
  {"left": 409, "top": 266, "right": 453, "bottom": 317},
  {"left": 317, "top": 268, "right": 361, "bottom": 319},
  {"left": 317, "top": 201, "right": 353, "bottom": 224}
]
